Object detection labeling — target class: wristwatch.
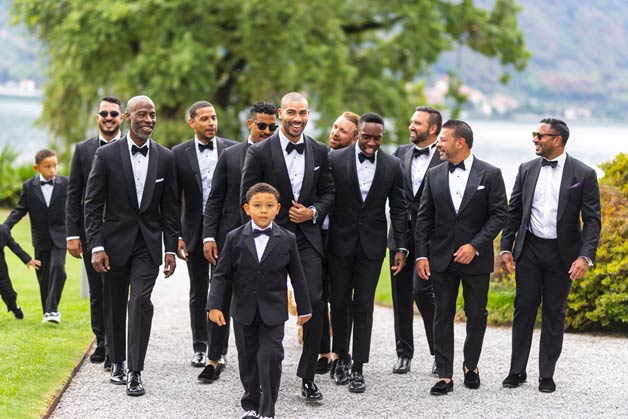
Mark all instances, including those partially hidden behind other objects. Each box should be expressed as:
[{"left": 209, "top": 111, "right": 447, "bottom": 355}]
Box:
[{"left": 308, "top": 206, "right": 318, "bottom": 224}]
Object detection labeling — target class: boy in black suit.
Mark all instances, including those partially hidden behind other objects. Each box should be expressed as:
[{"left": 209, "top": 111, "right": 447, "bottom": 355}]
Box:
[
  {"left": 0, "top": 224, "right": 41, "bottom": 318},
  {"left": 208, "top": 182, "right": 312, "bottom": 419},
  {"left": 5, "top": 149, "right": 68, "bottom": 324}
]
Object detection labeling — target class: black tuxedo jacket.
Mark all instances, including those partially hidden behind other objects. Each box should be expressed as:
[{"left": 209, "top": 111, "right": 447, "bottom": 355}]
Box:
[
  {"left": 500, "top": 154, "right": 601, "bottom": 268},
  {"left": 206, "top": 222, "right": 312, "bottom": 326},
  {"left": 387, "top": 143, "right": 442, "bottom": 250},
  {"left": 328, "top": 146, "right": 408, "bottom": 260},
  {"left": 66, "top": 136, "right": 120, "bottom": 243},
  {"left": 83, "top": 136, "right": 179, "bottom": 266},
  {"left": 5, "top": 175, "right": 68, "bottom": 250},
  {"left": 240, "top": 132, "right": 335, "bottom": 256},
  {"left": 415, "top": 157, "right": 507, "bottom": 274},
  {"left": 0, "top": 224, "right": 32, "bottom": 264},
  {"left": 173, "top": 137, "right": 237, "bottom": 252},
  {"left": 204, "top": 141, "right": 250, "bottom": 249}
]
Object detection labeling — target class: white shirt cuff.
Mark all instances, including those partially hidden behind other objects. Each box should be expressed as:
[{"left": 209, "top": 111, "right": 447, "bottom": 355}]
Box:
[
  {"left": 66, "top": 236, "right": 80, "bottom": 241},
  {"left": 203, "top": 237, "right": 216, "bottom": 243},
  {"left": 92, "top": 246, "right": 105, "bottom": 253}
]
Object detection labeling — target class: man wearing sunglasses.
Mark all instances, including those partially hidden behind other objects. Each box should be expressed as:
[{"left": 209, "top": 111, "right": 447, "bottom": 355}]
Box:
[
  {"left": 172, "top": 101, "right": 237, "bottom": 373},
  {"left": 199, "top": 101, "right": 277, "bottom": 383},
  {"left": 66, "top": 96, "right": 124, "bottom": 370},
  {"left": 500, "top": 118, "right": 601, "bottom": 393}
]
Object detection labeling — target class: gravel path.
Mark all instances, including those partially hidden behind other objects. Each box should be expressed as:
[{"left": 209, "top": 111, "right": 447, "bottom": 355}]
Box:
[{"left": 51, "top": 264, "right": 628, "bottom": 419}]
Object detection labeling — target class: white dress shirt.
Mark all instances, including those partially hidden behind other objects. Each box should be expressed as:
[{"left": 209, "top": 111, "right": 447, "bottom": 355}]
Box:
[
  {"left": 195, "top": 136, "right": 219, "bottom": 213},
  {"left": 448, "top": 154, "right": 474, "bottom": 214},
  {"left": 529, "top": 153, "right": 566, "bottom": 239},
  {"left": 355, "top": 144, "right": 377, "bottom": 202},
  {"left": 39, "top": 175, "right": 54, "bottom": 207},
  {"left": 279, "top": 130, "right": 305, "bottom": 201},
  {"left": 127, "top": 138, "right": 150, "bottom": 207},
  {"left": 252, "top": 221, "right": 272, "bottom": 262},
  {"left": 412, "top": 142, "right": 438, "bottom": 196}
]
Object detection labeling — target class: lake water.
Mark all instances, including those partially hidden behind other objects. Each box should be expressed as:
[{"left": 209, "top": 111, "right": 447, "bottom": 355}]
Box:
[{"left": 1, "top": 96, "right": 626, "bottom": 193}]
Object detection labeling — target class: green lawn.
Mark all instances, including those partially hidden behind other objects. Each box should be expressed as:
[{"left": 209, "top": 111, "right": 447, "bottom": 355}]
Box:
[{"left": 0, "top": 210, "right": 91, "bottom": 419}]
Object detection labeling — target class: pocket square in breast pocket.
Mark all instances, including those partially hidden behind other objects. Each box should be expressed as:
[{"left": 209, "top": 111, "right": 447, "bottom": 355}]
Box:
[
  {"left": 155, "top": 178, "right": 164, "bottom": 183},
  {"left": 569, "top": 182, "right": 581, "bottom": 189},
  {"left": 314, "top": 166, "right": 320, "bottom": 171},
  {"left": 477, "top": 185, "right": 485, "bottom": 190}
]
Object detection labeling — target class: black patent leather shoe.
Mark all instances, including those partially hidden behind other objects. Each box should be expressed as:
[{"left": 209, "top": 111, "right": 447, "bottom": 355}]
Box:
[
  {"left": 315, "top": 357, "right": 331, "bottom": 374},
  {"left": 10, "top": 305, "right": 24, "bottom": 319},
  {"left": 191, "top": 351, "right": 207, "bottom": 367},
  {"left": 431, "top": 359, "right": 438, "bottom": 375},
  {"left": 301, "top": 380, "right": 323, "bottom": 401},
  {"left": 334, "top": 360, "right": 350, "bottom": 385},
  {"left": 103, "top": 355, "right": 112, "bottom": 371},
  {"left": 502, "top": 372, "right": 527, "bottom": 388},
  {"left": 126, "top": 371, "right": 145, "bottom": 396},
  {"left": 329, "top": 359, "right": 338, "bottom": 378},
  {"left": 392, "top": 356, "right": 411, "bottom": 374},
  {"left": 430, "top": 379, "right": 453, "bottom": 396},
  {"left": 110, "top": 363, "right": 126, "bottom": 385},
  {"left": 538, "top": 377, "right": 556, "bottom": 393},
  {"left": 463, "top": 364, "right": 481, "bottom": 389},
  {"left": 90, "top": 346, "right": 106, "bottom": 363},
  {"left": 198, "top": 364, "right": 221, "bottom": 383},
  {"left": 348, "top": 371, "right": 366, "bottom": 393},
  {"left": 218, "top": 354, "right": 227, "bottom": 369}
]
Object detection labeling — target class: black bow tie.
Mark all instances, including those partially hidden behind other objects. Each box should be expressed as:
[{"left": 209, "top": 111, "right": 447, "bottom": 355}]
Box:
[
  {"left": 253, "top": 228, "right": 272, "bottom": 237},
  {"left": 198, "top": 141, "right": 214, "bottom": 152},
  {"left": 131, "top": 144, "right": 148, "bottom": 156},
  {"left": 448, "top": 161, "right": 466, "bottom": 173},
  {"left": 99, "top": 140, "right": 109, "bottom": 147},
  {"left": 41, "top": 180, "right": 54, "bottom": 186},
  {"left": 541, "top": 158, "right": 558, "bottom": 168},
  {"left": 413, "top": 147, "right": 430, "bottom": 158},
  {"left": 286, "top": 142, "right": 305, "bottom": 154},
  {"left": 358, "top": 152, "right": 375, "bottom": 164}
]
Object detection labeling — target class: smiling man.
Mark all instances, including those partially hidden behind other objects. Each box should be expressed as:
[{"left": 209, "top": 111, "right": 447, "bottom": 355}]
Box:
[{"left": 240, "top": 92, "right": 335, "bottom": 402}]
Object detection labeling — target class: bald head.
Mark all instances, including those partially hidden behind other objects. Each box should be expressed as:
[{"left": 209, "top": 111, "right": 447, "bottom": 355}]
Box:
[
  {"left": 127, "top": 95, "right": 155, "bottom": 112},
  {"left": 125, "top": 95, "right": 156, "bottom": 144},
  {"left": 280, "top": 92, "right": 308, "bottom": 108}
]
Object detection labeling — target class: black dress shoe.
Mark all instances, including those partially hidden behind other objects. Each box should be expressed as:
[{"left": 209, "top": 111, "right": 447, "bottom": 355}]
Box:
[
  {"left": 301, "top": 380, "right": 323, "bottom": 401},
  {"left": 10, "top": 305, "right": 24, "bottom": 319},
  {"left": 315, "top": 357, "right": 331, "bottom": 374},
  {"left": 463, "top": 364, "right": 481, "bottom": 389},
  {"left": 110, "top": 363, "right": 126, "bottom": 385},
  {"left": 90, "top": 346, "right": 106, "bottom": 363},
  {"left": 103, "top": 355, "right": 112, "bottom": 371},
  {"left": 502, "top": 372, "right": 527, "bottom": 388},
  {"left": 430, "top": 379, "right": 453, "bottom": 396},
  {"left": 538, "top": 377, "right": 556, "bottom": 393},
  {"left": 191, "top": 351, "right": 207, "bottom": 367},
  {"left": 329, "top": 359, "right": 338, "bottom": 378},
  {"left": 126, "top": 371, "right": 145, "bottom": 396},
  {"left": 348, "top": 371, "right": 366, "bottom": 393},
  {"left": 334, "top": 360, "right": 351, "bottom": 385},
  {"left": 218, "top": 354, "right": 227, "bottom": 369},
  {"left": 392, "top": 356, "right": 411, "bottom": 374},
  {"left": 198, "top": 364, "right": 221, "bottom": 383}
]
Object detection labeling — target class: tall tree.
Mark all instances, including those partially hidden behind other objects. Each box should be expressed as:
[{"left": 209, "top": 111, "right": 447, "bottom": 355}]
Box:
[{"left": 11, "top": 0, "right": 529, "bottom": 154}]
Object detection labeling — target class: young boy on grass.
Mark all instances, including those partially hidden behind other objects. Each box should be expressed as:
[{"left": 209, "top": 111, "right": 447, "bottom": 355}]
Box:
[
  {"left": 0, "top": 223, "right": 41, "bottom": 319},
  {"left": 207, "top": 182, "right": 312, "bottom": 419},
  {"left": 4, "top": 149, "right": 68, "bottom": 324}
]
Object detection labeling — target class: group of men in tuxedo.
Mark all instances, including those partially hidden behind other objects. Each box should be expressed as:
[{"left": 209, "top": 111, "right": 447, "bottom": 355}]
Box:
[{"left": 68, "top": 91, "right": 600, "bottom": 402}]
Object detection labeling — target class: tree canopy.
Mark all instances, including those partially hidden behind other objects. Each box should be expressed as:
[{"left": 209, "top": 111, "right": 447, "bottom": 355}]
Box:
[{"left": 11, "top": 0, "right": 529, "bottom": 154}]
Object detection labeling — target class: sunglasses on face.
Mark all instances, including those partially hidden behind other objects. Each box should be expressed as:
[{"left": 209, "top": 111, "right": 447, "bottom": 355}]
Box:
[
  {"left": 532, "top": 132, "right": 559, "bottom": 139},
  {"left": 253, "top": 122, "right": 278, "bottom": 132},
  {"left": 98, "top": 111, "right": 121, "bottom": 118}
]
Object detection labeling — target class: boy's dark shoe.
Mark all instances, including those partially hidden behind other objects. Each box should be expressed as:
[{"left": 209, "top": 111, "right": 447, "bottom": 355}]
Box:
[
  {"left": 90, "top": 346, "right": 106, "bottom": 363},
  {"left": 10, "top": 305, "right": 24, "bottom": 319},
  {"left": 197, "top": 364, "right": 221, "bottom": 383}
]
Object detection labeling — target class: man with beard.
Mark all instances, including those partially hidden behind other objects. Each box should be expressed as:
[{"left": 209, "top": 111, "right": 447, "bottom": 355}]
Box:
[
  {"left": 199, "top": 101, "right": 277, "bottom": 382},
  {"left": 241, "top": 92, "right": 334, "bottom": 401},
  {"left": 173, "top": 101, "right": 237, "bottom": 370},
  {"left": 84, "top": 95, "right": 179, "bottom": 396},
  {"left": 66, "top": 96, "right": 123, "bottom": 368},
  {"left": 388, "top": 106, "right": 441, "bottom": 375}
]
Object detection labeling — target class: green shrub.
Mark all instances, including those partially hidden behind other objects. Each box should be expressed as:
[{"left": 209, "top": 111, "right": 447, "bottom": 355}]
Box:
[{"left": 0, "top": 145, "right": 35, "bottom": 208}]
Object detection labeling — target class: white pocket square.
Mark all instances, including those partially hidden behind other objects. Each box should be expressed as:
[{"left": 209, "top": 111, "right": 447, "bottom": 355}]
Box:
[
  {"left": 155, "top": 178, "right": 164, "bottom": 183},
  {"left": 477, "top": 185, "right": 485, "bottom": 190},
  {"left": 314, "top": 166, "right": 320, "bottom": 171}
]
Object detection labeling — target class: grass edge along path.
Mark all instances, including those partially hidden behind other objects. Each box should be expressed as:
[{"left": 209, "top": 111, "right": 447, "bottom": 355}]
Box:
[{"left": 0, "top": 210, "right": 92, "bottom": 419}]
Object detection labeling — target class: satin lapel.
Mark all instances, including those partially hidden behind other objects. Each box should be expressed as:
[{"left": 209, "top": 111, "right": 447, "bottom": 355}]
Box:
[
  {"left": 239, "top": 142, "right": 249, "bottom": 171},
  {"left": 437, "top": 164, "right": 456, "bottom": 215},
  {"left": 31, "top": 177, "right": 46, "bottom": 206},
  {"left": 270, "top": 135, "right": 293, "bottom": 200},
  {"left": 299, "top": 137, "right": 315, "bottom": 201},
  {"left": 119, "top": 137, "right": 139, "bottom": 210},
  {"left": 87, "top": 137, "right": 99, "bottom": 163},
  {"left": 259, "top": 224, "right": 281, "bottom": 265},
  {"left": 139, "top": 141, "right": 159, "bottom": 212},
  {"left": 457, "top": 160, "right": 484, "bottom": 215},
  {"left": 347, "top": 150, "right": 363, "bottom": 204},
  {"left": 416, "top": 151, "right": 442, "bottom": 201},
  {"left": 523, "top": 160, "right": 542, "bottom": 217},
  {"left": 557, "top": 154, "right": 575, "bottom": 222},
  {"left": 48, "top": 177, "right": 62, "bottom": 207},
  {"left": 242, "top": 223, "right": 259, "bottom": 264},
  {"left": 185, "top": 140, "right": 203, "bottom": 193},
  {"left": 402, "top": 147, "right": 413, "bottom": 195},
  {"left": 364, "top": 152, "right": 385, "bottom": 206}
]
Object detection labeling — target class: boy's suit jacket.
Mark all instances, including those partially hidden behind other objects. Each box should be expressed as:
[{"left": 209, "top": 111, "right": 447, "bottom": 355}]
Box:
[
  {"left": 5, "top": 175, "right": 68, "bottom": 250},
  {"left": 83, "top": 136, "right": 179, "bottom": 266},
  {"left": 207, "top": 221, "right": 312, "bottom": 326},
  {"left": 0, "top": 224, "right": 32, "bottom": 264}
]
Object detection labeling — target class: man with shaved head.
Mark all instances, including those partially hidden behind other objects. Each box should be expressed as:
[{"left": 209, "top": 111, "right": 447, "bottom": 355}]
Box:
[
  {"left": 241, "top": 92, "right": 335, "bottom": 402},
  {"left": 84, "top": 95, "right": 179, "bottom": 397}
]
